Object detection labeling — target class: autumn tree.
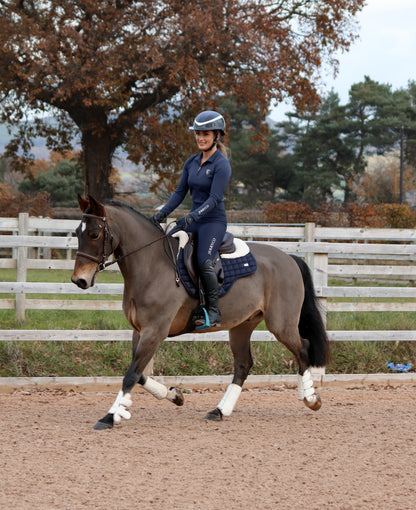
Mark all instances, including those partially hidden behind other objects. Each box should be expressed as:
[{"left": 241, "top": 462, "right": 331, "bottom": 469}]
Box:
[
  {"left": 352, "top": 153, "right": 416, "bottom": 204},
  {"left": 0, "top": 0, "right": 365, "bottom": 201}
]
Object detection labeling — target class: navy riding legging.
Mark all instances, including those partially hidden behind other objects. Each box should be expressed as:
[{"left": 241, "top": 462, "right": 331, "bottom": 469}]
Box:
[{"left": 189, "top": 221, "right": 227, "bottom": 268}]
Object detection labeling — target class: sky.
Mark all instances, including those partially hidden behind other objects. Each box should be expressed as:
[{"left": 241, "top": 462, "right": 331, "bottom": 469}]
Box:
[{"left": 269, "top": 0, "right": 416, "bottom": 121}]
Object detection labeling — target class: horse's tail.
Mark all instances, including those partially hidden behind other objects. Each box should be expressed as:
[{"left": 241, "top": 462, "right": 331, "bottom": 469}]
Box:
[{"left": 291, "top": 255, "right": 331, "bottom": 367}]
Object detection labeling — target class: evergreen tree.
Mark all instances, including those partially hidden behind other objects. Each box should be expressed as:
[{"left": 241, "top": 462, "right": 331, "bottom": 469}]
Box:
[
  {"left": 284, "top": 92, "right": 356, "bottom": 206},
  {"left": 18, "top": 160, "right": 84, "bottom": 207},
  {"left": 222, "top": 98, "right": 293, "bottom": 207}
]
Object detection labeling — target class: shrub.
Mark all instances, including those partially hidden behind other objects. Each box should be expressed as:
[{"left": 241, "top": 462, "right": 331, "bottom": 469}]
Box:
[
  {"left": 376, "top": 204, "right": 416, "bottom": 228},
  {"left": 0, "top": 184, "right": 52, "bottom": 217},
  {"left": 263, "top": 201, "right": 314, "bottom": 224}
]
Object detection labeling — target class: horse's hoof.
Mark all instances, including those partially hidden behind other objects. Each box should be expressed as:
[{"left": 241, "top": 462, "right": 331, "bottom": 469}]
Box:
[
  {"left": 92, "top": 413, "right": 114, "bottom": 430},
  {"left": 304, "top": 394, "right": 322, "bottom": 411},
  {"left": 204, "top": 408, "right": 223, "bottom": 421},
  {"left": 167, "top": 387, "right": 184, "bottom": 406}
]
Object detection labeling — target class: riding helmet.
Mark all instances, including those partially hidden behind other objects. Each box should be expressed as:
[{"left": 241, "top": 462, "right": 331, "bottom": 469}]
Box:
[{"left": 190, "top": 111, "right": 226, "bottom": 135}]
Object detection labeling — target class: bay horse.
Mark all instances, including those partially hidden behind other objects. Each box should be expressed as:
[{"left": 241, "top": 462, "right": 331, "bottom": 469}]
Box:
[{"left": 71, "top": 196, "right": 330, "bottom": 430}]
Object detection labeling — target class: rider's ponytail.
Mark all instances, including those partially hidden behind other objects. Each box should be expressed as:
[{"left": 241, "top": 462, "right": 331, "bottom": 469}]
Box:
[{"left": 217, "top": 140, "right": 230, "bottom": 159}]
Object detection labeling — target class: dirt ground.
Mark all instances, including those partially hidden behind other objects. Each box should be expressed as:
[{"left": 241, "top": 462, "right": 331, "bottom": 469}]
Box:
[{"left": 1, "top": 384, "right": 416, "bottom": 510}]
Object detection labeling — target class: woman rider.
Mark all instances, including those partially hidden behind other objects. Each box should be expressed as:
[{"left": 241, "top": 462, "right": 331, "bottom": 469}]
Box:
[{"left": 153, "top": 110, "right": 231, "bottom": 328}]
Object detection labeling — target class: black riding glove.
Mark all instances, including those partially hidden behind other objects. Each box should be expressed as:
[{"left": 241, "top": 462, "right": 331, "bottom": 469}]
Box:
[
  {"left": 172, "top": 214, "right": 194, "bottom": 232},
  {"left": 152, "top": 211, "right": 167, "bottom": 224}
]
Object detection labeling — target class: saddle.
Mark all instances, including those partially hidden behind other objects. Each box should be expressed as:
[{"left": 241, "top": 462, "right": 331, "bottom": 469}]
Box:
[
  {"left": 182, "top": 231, "right": 236, "bottom": 288},
  {"left": 168, "top": 230, "right": 257, "bottom": 335}
]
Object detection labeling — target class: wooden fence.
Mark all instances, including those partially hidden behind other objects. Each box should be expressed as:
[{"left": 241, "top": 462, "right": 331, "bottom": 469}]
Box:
[{"left": 1, "top": 213, "right": 416, "bottom": 344}]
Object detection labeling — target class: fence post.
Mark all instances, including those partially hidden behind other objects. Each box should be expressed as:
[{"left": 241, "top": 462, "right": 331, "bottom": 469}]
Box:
[
  {"left": 66, "top": 232, "right": 73, "bottom": 260},
  {"left": 304, "top": 222, "right": 315, "bottom": 270},
  {"left": 310, "top": 250, "right": 328, "bottom": 378},
  {"left": 313, "top": 253, "right": 328, "bottom": 326},
  {"left": 16, "top": 212, "right": 29, "bottom": 322}
]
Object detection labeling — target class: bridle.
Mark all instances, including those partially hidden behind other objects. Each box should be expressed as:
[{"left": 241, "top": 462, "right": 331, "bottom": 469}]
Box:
[
  {"left": 76, "top": 213, "right": 180, "bottom": 285},
  {"left": 76, "top": 213, "right": 114, "bottom": 271}
]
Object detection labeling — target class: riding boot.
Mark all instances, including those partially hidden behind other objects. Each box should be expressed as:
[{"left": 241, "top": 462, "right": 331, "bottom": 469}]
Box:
[{"left": 195, "top": 259, "right": 221, "bottom": 327}]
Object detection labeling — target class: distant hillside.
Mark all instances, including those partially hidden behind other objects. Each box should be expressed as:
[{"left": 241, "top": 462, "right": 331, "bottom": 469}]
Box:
[{"left": 0, "top": 122, "right": 53, "bottom": 160}]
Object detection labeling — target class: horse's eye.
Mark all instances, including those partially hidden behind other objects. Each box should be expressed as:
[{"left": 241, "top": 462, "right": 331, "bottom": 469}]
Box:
[{"left": 89, "top": 231, "right": 100, "bottom": 240}]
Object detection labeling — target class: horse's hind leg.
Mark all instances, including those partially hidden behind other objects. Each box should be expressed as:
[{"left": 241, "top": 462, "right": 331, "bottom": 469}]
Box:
[
  {"left": 295, "top": 337, "right": 322, "bottom": 411},
  {"left": 205, "top": 321, "right": 256, "bottom": 421},
  {"left": 266, "top": 318, "right": 322, "bottom": 412}
]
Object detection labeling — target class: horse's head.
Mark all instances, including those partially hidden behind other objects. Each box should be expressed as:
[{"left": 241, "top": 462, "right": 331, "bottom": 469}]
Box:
[{"left": 71, "top": 195, "right": 113, "bottom": 289}]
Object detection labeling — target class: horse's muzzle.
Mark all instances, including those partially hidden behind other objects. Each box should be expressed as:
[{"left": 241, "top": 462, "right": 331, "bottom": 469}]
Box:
[{"left": 71, "top": 275, "right": 89, "bottom": 289}]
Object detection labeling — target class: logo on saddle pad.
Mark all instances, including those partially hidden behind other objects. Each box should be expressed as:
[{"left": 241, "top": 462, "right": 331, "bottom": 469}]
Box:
[{"left": 172, "top": 231, "right": 257, "bottom": 299}]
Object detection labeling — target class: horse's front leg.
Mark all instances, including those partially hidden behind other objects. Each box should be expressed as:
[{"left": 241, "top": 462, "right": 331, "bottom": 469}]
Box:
[{"left": 93, "top": 329, "right": 184, "bottom": 430}]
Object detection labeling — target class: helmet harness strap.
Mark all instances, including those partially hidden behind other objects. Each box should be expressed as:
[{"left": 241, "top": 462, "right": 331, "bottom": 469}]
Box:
[{"left": 204, "top": 130, "right": 220, "bottom": 153}]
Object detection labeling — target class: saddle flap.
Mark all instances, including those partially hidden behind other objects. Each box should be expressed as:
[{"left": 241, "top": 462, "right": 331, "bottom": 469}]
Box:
[
  {"left": 218, "top": 232, "right": 235, "bottom": 254},
  {"left": 183, "top": 234, "right": 197, "bottom": 285}
]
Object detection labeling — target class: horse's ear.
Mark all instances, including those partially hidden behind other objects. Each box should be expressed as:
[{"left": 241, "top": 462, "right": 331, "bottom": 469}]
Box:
[
  {"left": 78, "top": 195, "right": 89, "bottom": 212},
  {"left": 88, "top": 195, "right": 106, "bottom": 217}
]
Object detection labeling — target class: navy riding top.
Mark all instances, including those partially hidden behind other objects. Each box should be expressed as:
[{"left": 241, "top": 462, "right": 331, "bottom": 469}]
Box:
[{"left": 161, "top": 149, "right": 231, "bottom": 223}]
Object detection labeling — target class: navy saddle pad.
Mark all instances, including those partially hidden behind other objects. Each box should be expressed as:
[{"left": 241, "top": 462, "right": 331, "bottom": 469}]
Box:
[{"left": 174, "top": 234, "right": 257, "bottom": 299}]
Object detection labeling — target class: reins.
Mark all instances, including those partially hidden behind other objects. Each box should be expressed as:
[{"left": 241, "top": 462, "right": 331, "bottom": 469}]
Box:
[{"left": 76, "top": 212, "right": 180, "bottom": 285}]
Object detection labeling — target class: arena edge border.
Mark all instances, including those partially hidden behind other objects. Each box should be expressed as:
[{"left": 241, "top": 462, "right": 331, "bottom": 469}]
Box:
[{"left": 0, "top": 373, "right": 415, "bottom": 394}]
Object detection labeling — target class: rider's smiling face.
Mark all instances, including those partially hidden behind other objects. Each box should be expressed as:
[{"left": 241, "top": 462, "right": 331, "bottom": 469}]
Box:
[{"left": 194, "top": 130, "right": 216, "bottom": 152}]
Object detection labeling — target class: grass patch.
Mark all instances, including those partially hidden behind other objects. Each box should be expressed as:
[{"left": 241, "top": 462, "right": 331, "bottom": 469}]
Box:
[{"left": 1, "top": 338, "right": 415, "bottom": 377}]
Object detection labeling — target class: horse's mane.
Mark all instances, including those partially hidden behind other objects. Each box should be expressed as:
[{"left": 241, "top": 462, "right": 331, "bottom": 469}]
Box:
[{"left": 104, "top": 199, "right": 164, "bottom": 233}]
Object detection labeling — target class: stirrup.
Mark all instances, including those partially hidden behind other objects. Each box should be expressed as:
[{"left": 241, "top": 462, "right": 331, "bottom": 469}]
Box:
[
  {"left": 195, "top": 307, "right": 221, "bottom": 329},
  {"left": 195, "top": 307, "right": 210, "bottom": 330}
]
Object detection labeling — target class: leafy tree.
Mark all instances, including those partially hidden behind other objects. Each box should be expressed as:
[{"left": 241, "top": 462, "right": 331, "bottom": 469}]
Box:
[
  {"left": 0, "top": 0, "right": 365, "bottom": 200},
  {"left": 352, "top": 154, "right": 416, "bottom": 204},
  {"left": 18, "top": 159, "right": 84, "bottom": 207},
  {"left": 0, "top": 184, "right": 52, "bottom": 216}
]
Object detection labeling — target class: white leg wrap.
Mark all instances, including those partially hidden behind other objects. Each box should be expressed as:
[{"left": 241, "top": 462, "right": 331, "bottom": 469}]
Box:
[
  {"left": 297, "top": 373, "right": 304, "bottom": 400},
  {"left": 108, "top": 390, "right": 132, "bottom": 424},
  {"left": 301, "top": 369, "right": 316, "bottom": 402},
  {"left": 217, "top": 383, "right": 242, "bottom": 417},
  {"left": 142, "top": 377, "right": 168, "bottom": 400}
]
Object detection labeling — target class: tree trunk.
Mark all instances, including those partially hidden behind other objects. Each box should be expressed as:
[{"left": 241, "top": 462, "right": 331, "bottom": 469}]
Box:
[{"left": 81, "top": 129, "right": 116, "bottom": 201}]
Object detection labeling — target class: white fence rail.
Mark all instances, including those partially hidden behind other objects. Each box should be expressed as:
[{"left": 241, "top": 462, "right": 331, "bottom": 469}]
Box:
[{"left": 1, "top": 214, "right": 416, "bottom": 343}]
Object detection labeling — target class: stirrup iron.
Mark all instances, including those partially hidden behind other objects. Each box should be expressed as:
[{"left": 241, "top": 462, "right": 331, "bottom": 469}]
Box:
[{"left": 195, "top": 307, "right": 210, "bottom": 330}]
